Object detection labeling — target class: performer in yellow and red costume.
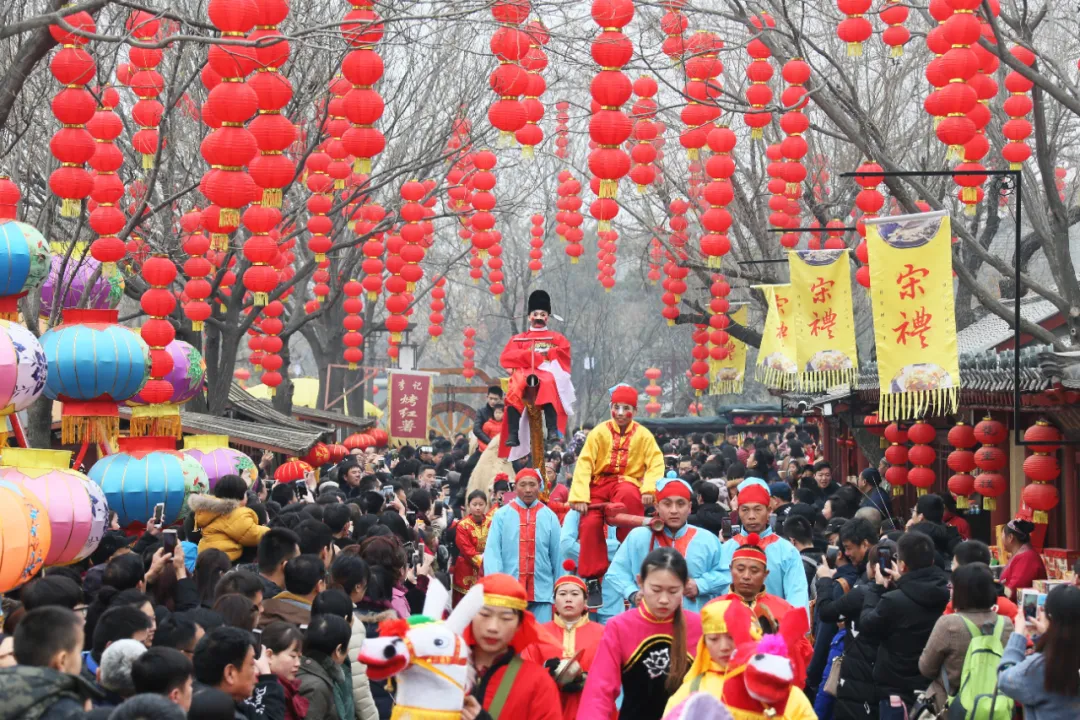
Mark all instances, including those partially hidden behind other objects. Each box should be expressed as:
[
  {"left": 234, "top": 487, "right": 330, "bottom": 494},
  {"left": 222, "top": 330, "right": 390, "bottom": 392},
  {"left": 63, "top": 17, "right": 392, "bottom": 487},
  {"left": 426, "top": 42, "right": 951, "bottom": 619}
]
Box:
[
  {"left": 569, "top": 383, "right": 665, "bottom": 584},
  {"left": 499, "top": 290, "right": 575, "bottom": 457},
  {"left": 452, "top": 489, "right": 490, "bottom": 605}
]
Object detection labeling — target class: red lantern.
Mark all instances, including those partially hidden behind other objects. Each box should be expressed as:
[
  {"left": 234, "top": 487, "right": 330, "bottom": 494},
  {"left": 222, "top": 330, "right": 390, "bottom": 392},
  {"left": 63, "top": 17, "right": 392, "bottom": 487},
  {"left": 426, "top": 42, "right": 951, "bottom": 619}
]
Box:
[
  {"left": 1023, "top": 419, "right": 1061, "bottom": 452},
  {"left": 1001, "top": 45, "right": 1034, "bottom": 169},
  {"left": 274, "top": 459, "right": 313, "bottom": 482},
  {"left": 181, "top": 210, "right": 212, "bottom": 330},
  {"left": 326, "top": 443, "right": 349, "bottom": 463},
  {"left": 745, "top": 26, "right": 773, "bottom": 139},
  {"left": 865, "top": 413, "right": 886, "bottom": 436},
  {"left": 973, "top": 472, "right": 1005, "bottom": 511},
  {"left": 133, "top": 255, "right": 179, "bottom": 437},
  {"left": 973, "top": 416, "right": 1006, "bottom": 445},
  {"left": 0, "top": 176, "right": 20, "bottom": 220},
  {"left": 428, "top": 276, "right": 446, "bottom": 340},
  {"left": 49, "top": 39, "right": 97, "bottom": 217}
]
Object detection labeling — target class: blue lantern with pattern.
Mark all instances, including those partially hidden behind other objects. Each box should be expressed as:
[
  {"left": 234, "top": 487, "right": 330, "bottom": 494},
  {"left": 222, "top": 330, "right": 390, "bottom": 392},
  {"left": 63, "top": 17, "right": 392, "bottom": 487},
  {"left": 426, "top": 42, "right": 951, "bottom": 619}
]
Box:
[
  {"left": 41, "top": 308, "right": 149, "bottom": 443},
  {"left": 87, "top": 436, "right": 191, "bottom": 528}
]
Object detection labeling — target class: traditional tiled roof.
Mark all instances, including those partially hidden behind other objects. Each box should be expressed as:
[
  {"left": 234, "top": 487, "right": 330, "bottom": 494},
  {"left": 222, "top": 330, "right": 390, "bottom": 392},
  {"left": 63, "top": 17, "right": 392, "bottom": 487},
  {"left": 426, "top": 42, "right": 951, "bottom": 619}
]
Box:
[
  {"left": 956, "top": 297, "right": 1062, "bottom": 354},
  {"left": 291, "top": 405, "right": 376, "bottom": 430}
]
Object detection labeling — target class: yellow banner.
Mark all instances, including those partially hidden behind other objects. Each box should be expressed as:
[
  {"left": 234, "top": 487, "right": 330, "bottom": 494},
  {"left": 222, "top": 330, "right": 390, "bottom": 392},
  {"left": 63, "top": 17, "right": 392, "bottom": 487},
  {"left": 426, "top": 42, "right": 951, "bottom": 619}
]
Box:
[
  {"left": 865, "top": 210, "right": 960, "bottom": 421},
  {"left": 710, "top": 305, "right": 748, "bottom": 395},
  {"left": 753, "top": 285, "right": 798, "bottom": 390},
  {"left": 789, "top": 249, "right": 859, "bottom": 392}
]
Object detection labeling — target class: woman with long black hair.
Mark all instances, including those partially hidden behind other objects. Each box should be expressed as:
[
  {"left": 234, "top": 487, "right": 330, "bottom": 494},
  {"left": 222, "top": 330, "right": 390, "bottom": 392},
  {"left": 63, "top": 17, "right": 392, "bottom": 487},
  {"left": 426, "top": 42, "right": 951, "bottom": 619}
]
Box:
[
  {"left": 578, "top": 547, "right": 702, "bottom": 720},
  {"left": 998, "top": 584, "right": 1080, "bottom": 718}
]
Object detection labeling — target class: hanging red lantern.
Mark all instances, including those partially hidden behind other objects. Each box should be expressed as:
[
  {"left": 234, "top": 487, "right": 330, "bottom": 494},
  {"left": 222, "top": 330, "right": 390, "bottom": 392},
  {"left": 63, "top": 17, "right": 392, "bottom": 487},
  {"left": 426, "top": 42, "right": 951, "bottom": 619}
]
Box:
[
  {"left": 836, "top": 0, "right": 872, "bottom": 56},
  {"left": 181, "top": 210, "right": 212, "bottom": 330},
  {"left": 259, "top": 300, "right": 284, "bottom": 395},
  {"left": 661, "top": 3, "right": 687, "bottom": 63},
  {"left": 427, "top": 277, "right": 446, "bottom": 340},
  {"left": 630, "top": 76, "right": 659, "bottom": 192},
  {"left": 880, "top": 0, "right": 910, "bottom": 56},
  {"left": 133, "top": 255, "right": 179, "bottom": 436},
  {"left": 973, "top": 416, "right": 1006, "bottom": 444},
  {"left": 341, "top": 3, "right": 386, "bottom": 174},
  {"left": 342, "top": 278, "right": 364, "bottom": 369},
  {"left": 644, "top": 367, "right": 663, "bottom": 417},
  {"left": 86, "top": 85, "right": 128, "bottom": 275},
  {"left": 528, "top": 213, "right": 544, "bottom": 275},
  {"left": 462, "top": 326, "right": 477, "bottom": 382},
  {"left": 906, "top": 421, "right": 936, "bottom": 496},
  {"left": 588, "top": 0, "right": 634, "bottom": 200},
  {"left": 49, "top": 34, "right": 97, "bottom": 217},
  {"left": 1002, "top": 46, "right": 1034, "bottom": 169},
  {"left": 973, "top": 472, "right": 1005, "bottom": 511},
  {"left": 945, "top": 421, "right": 977, "bottom": 508},
  {"left": 1021, "top": 420, "right": 1060, "bottom": 523},
  {"left": 744, "top": 18, "right": 774, "bottom": 139},
  {"left": 0, "top": 176, "right": 20, "bottom": 220}
]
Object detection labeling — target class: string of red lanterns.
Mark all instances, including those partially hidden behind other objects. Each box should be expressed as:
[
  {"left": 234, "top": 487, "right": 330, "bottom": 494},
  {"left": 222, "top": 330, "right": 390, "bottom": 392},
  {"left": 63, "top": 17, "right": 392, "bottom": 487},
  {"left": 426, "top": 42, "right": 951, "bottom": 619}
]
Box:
[
  {"left": 884, "top": 422, "right": 909, "bottom": 496},
  {"left": 972, "top": 416, "right": 1007, "bottom": 510},
  {"left": 779, "top": 58, "right": 811, "bottom": 244},
  {"left": 342, "top": 0, "right": 386, "bottom": 174},
  {"left": 708, "top": 275, "right": 732, "bottom": 372},
  {"left": 701, "top": 126, "right": 735, "bottom": 267},
  {"left": 588, "top": 0, "right": 634, "bottom": 200},
  {"left": 48, "top": 9, "right": 97, "bottom": 218},
  {"left": 744, "top": 14, "right": 774, "bottom": 140},
  {"left": 1022, "top": 420, "right": 1061, "bottom": 524},
  {"left": 644, "top": 367, "right": 663, "bottom": 417},
  {"left": 343, "top": 278, "right": 364, "bottom": 369},
  {"left": 880, "top": 0, "right": 910, "bottom": 57},
  {"left": 462, "top": 327, "right": 477, "bottom": 382},
  {"left": 516, "top": 18, "right": 549, "bottom": 156},
  {"left": 248, "top": 0, "right": 295, "bottom": 209},
  {"left": 647, "top": 235, "right": 663, "bottom": 285},
  {"left": 853, "top": 162, "right": 884, "bottom": 288},
  {"left": 488, "top": 0, "right": 532, "bottom": 142},
  {"left": 180, "top": 210, "right": 213, "bottom": 330},
  {"left": 529, "top": 213, "right": 544, "bottom": 275},
  {"left": 907, "top": 420, "right": 937, "bottom": 496},
  {"left": 690, "top": 324, "right": 710, "bottom": 395},
  {"left": 946, "top": 421, "right": 977, "bottom": 509},
  {"left": 1002, "top": 46, "right": 1035, "bottom": 170},
  {"left": 259, "top": 300, "right": 285, "bottom": 396},
  {"left": 132, "top": 254, "right": 179, "bottom": 436},
  {"left": 87, "top": 85, "right": 127, "bottom": 275},
  {"left": 836, "top": 0, "right": 872, "bottom": 57},
  {"left": 630, "top": 76, "right": 659, "bottom": 192},
  {"left": 680, "top": 30, "right": 723, "bottom": 161},
  {"left": 554, "top": 101, "right": 570, "bottom": 160},
  {"left": 557, "top": 171, "right": 584, "bottom": 263},
  {"left": 428, "top": 277, "right": 446, "bottom": 341},
  {"left": 127, "top": 12, "right": 166, "bottom": 169},
  {"left": 661, "top": 0, "right": 688, "bottom": 63},
  {"left": 597, "top": 228, "right": 616, "bottom": 291},
  {"left": 766, "top": 144, "right": 793, "bottom": 244}
]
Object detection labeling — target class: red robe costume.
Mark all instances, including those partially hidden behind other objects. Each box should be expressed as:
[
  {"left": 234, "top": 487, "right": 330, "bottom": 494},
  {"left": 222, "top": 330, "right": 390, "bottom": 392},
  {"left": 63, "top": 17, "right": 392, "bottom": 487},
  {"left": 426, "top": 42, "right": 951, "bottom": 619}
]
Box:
[
  {"left": 451, "top": 514, "right": 489, "bottom": 605},
  {"left": 498, "top": 326, "right": 573, "bottom": 459},
  {"left": 524, "top": 616, "right": 608, "bottom": 720}
]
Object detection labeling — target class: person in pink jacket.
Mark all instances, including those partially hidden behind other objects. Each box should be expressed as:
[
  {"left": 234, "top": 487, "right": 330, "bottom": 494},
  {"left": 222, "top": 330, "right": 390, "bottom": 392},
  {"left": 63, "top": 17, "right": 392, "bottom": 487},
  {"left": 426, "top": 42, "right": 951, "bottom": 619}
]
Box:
[{"left": 578, "top": 547, "right": 702, "bottom": 720}]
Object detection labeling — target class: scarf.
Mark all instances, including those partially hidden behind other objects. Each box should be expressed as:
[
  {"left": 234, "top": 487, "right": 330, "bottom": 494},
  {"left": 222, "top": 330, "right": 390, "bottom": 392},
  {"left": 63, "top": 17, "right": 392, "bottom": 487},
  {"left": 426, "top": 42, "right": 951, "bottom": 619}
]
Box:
[{"left": 278, "top": 676, "right": 309, "bottom": 720}]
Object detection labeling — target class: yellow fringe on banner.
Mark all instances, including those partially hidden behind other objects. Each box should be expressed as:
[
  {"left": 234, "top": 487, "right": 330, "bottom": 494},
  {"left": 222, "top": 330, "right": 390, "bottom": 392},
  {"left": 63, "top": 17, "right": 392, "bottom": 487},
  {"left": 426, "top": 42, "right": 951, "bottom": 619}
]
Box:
[
  {"left": 754, "top": 365, "right": 796, "bottom": 391},
  {"left": 709, "top": 379, "right": 746, "bottom": 396},
  {"left": 61, "top": 416, "right": 120, "bottom": 445},
  {"left": 796, "top": 368, "right": 856, "bottom": 394},
  {"left": 877, "top": 387, "right": 959, "bottom": 422}
]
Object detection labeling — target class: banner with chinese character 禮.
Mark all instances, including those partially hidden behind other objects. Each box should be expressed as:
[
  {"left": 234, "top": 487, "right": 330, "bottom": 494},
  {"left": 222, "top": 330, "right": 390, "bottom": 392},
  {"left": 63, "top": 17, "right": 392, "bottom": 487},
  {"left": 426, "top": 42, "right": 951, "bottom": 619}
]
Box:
[
  {"left": 789, "top": 249, "right": 859, "bottom": 392},
  {"left": 865, "top": 210, "right": 960, "bottom": 421},
  {"left": 710, "top": 304, "right": 748, "bottom": 395},
  {"left": 387, "top": 371, "right": 433, "bottom": 448},
  {"left": 753, "top": 284, "right": 798, "bottom": 390}
]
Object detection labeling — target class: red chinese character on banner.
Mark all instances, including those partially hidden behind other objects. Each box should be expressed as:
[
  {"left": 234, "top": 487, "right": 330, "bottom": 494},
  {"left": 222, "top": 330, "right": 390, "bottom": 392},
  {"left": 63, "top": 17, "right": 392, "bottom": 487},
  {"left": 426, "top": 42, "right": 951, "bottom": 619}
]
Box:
[
  {"left": 810, "top": 277, "right": 835, "bottom": 304},
  {"left": 808, "top": 310, "right": 837, "bottom": 339},
  {"left": 893, "top": 306, "right": 932, "bottom": 348},
  {"left": 776, "top": 295, "right": 790, "bottom": 315},
  {"left": 776, "top": 322, "right": 789, "bottom": 340},
  {"left": 896, "top": 264, "right": 930, "bottom": 300}
]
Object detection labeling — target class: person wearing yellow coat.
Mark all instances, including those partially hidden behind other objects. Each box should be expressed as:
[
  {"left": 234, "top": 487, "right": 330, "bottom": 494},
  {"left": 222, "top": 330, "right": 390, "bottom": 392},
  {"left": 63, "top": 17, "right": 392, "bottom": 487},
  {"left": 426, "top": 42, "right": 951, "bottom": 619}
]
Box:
[
  {"left": 188, "top": 475, "right": 269, "bottom": 561},
  {"left": 664, "top": 597, "right": 816, "bottom": 720}
]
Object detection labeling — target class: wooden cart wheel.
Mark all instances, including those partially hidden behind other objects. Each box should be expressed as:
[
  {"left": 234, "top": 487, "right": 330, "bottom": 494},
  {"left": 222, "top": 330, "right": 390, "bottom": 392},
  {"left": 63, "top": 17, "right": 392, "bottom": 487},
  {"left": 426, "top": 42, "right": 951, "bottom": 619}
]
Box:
[{"left": 429, "top": 401, "right": 476, "bottom": 440}]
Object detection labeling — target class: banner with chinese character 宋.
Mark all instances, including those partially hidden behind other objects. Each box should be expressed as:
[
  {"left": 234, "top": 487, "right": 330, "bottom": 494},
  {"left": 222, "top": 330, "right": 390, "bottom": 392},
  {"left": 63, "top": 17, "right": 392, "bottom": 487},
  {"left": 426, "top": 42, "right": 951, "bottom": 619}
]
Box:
[
  {"left": 865, "top": 210, "right": 959, "bottom": 421},
  {"left": 710, "top": 304, "right": 748, "bottom": 395},
  {"left": 789, "top": 249, "right": 859, "bottom": 392},
  {"left": 753, "top": 285, "right": 798, "bottom": 390},
  {"left": 387, "top": 371, "right": 433, "bottom": 448}
]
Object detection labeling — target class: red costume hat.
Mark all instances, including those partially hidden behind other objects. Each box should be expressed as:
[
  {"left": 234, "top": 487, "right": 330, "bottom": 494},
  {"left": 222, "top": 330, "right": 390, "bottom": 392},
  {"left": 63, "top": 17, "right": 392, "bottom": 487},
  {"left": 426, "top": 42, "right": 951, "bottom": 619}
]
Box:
[
  {"left": 655, "top": 478, "right": 693, "bottom": 502},
  {"left": 732, "top": 533, "right": 768, "bottom": 566},
  {"left": 610, "top": 384, "right": 638, "bottom": 407},
  {"left": 463, "top": 573, "right": 547, "bottom": 653},
  {"left": 736, "top": 480, "right": 771, "bottom": 507},
  {"left": 515, "top": 467, "right": 542, "bottom": 483},
  {"left": 554, "top": 560, "right": 587, "bottom": 594}
]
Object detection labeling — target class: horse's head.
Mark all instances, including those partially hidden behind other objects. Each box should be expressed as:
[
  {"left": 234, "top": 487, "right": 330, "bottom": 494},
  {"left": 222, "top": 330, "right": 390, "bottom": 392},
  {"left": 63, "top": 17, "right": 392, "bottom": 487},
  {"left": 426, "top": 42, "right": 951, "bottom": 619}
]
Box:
[{"left": 358, "top": 580, "right": 485, "bottom": 685}]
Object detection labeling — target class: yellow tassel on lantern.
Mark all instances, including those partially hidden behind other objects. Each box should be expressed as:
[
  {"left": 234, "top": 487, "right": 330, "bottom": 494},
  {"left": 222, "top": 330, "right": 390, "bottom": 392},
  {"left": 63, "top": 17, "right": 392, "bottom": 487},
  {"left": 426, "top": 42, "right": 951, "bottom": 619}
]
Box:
[
  {"left": 101, "top": 262, "right": 117, "bottom": 278},
  {"left": 847, "top": 42, "right": 863, "bottom": 57},
  {"left": 1009, "top": 162, "right": 1022, "bottom": 170},
  {"left": 367, "top": 292, "right": 377, "bottom": 301},
  {"left": 751, "top": 128, "right": 763, "bottom": 140},
  {"left": 667, "top": 319, "right": 675, "bottom": 327},
  {"left": 61, "top": 415, "right": 120, "bottom": 445},
  {"left": 348, "top": 362, "right": 358, "bottom": 370},
  {"left": 917, "top": 487, "right": 927, "bottom": 496},
  {"left": 521, "top": 145, "right": 535, "bottom": 159},
  {"left": 130, "top": 405, "right": 182, "bottom": 438},
  {"left": 192, "top": 320, "right": 204, "bottom": 331},
  {"left": 604, "top": 286, "right": 612, "bottom": 292},
  {"left": 315, "top": 252, "right": 326, "bottom": 262},
  {"left": 956, "top": 495, "right": 969, "bottom": 510},
  {"left": 570, "top": 257, "right": 579, "bottom": 265},
  {"left": 254, "top": 292, "right": 268, "bottom": 306},
  {"left": 891, "top": 46, "right": 903, "bottom": 59},
  {"left": 211, "top": 234, "right": 229, "bottom": 252},
  {"left": 267, "top": 387, "right": 276, "bottom": 398},
  {"left": 893, "top": 486, "right": 904, "bottom": 496},
  {"left": 708, "top": 256, "right": 721, "bottom": 269},
  {"left": 390, "top": 332, "right": 401, "bottom": 343},
  {"left": 598, "top": 220, "right": 611, "bottom": 232},
  {"left": 262, "top": 188, "right": 282, "bottom": 208},
  {"left": 220, "top": 208, "right": 240, "bottom": 225},
  {"left": 1033, "top": 510, "right": 1048, "bottom": 524},
  {"left": 358, "top": 158, "right": 372, "bottom": 174},
  {"left": 964, "top": 203, "right": 977, "bottom": 216},
  {"left": 686, "top": 148, "right": 699, "bottom": 161},
  {"left": 142, "top": 154, "right": 155, "bottom": 170},
  {"left": 335, "top": 178, "right": 345, "bottom": 190},
  {"left": 983, "top": 497, "right": 996, "bottom": 511},
  {"left": 61, "top": 198, "right": 81, "bottom": 217}
]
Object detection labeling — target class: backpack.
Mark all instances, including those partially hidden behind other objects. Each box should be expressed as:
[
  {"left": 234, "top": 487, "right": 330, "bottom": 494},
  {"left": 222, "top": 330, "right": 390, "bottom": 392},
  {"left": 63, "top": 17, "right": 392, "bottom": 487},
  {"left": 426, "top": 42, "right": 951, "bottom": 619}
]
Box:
[
  {"left": 801, "top": 554, "right": 819, "bottom": 601},
  {"left": 946, "top": 615, "right": 1014, "bottom": 720}
]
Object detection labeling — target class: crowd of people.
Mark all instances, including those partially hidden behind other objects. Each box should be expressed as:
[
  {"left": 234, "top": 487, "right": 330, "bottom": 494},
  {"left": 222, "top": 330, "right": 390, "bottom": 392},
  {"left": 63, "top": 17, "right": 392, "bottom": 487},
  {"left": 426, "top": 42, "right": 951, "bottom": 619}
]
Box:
[{"left": 1, "top": 384, "right": 1079, "bottom": 720}]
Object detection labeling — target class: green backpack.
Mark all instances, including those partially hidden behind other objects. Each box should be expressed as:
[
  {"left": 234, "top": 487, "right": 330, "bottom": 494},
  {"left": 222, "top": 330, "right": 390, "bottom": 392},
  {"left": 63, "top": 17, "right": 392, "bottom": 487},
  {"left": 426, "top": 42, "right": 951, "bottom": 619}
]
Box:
[{"left": 946, "top": 615, "right": 1014, "bottom": 720}]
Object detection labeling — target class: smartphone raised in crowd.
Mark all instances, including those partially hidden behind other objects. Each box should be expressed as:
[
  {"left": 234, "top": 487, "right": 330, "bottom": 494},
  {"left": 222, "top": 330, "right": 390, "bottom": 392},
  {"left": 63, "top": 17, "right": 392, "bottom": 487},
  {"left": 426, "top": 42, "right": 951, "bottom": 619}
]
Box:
[
  {"left": 721, "top": 517, "right": 732, "bottom": 540},
  {"left": 152, "top": 502, "right": 165, "bottom": 526},
  {"left": 826, "top": 546, "right": 840, "bottom": 570},
  {"left": 878, "top": 547, "right": 892, "bottom": 576},
  {"left": 162, "top": 529, "right": 178, "bottom": 557}
]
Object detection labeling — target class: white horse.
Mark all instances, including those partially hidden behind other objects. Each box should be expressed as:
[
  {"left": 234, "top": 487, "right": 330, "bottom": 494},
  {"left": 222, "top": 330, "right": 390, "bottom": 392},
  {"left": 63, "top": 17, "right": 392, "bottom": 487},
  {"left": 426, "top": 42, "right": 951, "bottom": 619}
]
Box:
[{"left": 358, "top": 579, "right": 485, "bottom": 720}]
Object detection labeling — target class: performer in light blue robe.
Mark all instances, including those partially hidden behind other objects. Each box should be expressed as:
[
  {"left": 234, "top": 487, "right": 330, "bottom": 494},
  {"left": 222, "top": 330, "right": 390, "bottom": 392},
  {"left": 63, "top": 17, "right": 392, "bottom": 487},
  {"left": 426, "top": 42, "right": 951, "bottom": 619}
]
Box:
[
  {"left": 560, "top": 509, "right": 622, "bottom": 623},
  {"left": 605, "top": 478, "right": 728, "bottom": 612},
  {"left": 483, "top": 468, "right": 562, "bottom": 623},
  {"left": 718, "top": 478, "right": 810, "bottom": 609}
]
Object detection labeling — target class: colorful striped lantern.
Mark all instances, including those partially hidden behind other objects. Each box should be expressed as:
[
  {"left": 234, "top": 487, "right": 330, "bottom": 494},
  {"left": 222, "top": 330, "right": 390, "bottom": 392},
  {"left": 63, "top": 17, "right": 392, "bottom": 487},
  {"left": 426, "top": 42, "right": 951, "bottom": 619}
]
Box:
[
  {"left": 40, "top": 250, "right": 124, "bottom": 317},
  {"left": 183, "top": 435, "right": 258, "bottom": 489},
  {"left": 88, "top": 436, "right": 191, "bottom": 527},
  {"left": 0, "top": 220, "right": 50, "bottom": 320},
  {"left": 0, "top": 319, "right": 48, "bottom": 442},
  {"left": 0, "top": 448, "right": 106, "bottom": 566},
  {"left": 0, "top": 479, "right": 52, "bottom": 592},
  {"left": 126, "top": 339, "right": 205, "bottom": 436},
  {"left": 41, "top": 309, "right": 150, "bottom": 443}
]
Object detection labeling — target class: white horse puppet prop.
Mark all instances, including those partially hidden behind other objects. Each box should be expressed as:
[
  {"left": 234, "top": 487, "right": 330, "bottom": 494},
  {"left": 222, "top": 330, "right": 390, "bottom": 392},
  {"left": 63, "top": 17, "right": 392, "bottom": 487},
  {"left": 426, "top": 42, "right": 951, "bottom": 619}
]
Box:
[{"left": 358, "top": 579, "right": 485, "bottom": 720}]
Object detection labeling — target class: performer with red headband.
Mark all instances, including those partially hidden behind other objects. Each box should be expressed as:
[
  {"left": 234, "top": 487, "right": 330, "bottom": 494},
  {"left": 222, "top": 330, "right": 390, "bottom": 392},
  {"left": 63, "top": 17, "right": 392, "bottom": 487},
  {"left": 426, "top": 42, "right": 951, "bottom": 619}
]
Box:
[
  {"left": 605, "top": 477, "right": 726, "bottom": 612},
  {"left": 524, "top": 562, "right": 608, "bottom": 720},
  {"left": 463, "top": 573, "right": 562, "bottom": 720},
  {"left": 569, "top": 383, "right": 665, "bottom": 599},
  {"left": 484, "top": 468, "right": 563, "bottom": 622},
  {"left": 719, "top": 479, "right": 809, "bottom": 609},
  {"left": 499, "top": 289, "right": 575, "bottom": 456}
]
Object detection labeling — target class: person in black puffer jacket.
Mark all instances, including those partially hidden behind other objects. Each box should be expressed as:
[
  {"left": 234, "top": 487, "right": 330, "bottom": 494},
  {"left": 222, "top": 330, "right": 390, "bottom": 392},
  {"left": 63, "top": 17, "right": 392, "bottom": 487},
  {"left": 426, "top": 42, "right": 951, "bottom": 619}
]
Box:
[
  {"left": 816, "top": 539, "right": 897, "bottom": 720},
  {"left": 905, "top": 494, "right": 961, "bottom": 569},
  {"left": 687, "top": 482, "right": 725, "bottom": 537},
  {"left": 858, "top": 531, "right": 951, "bottom": 719}
]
